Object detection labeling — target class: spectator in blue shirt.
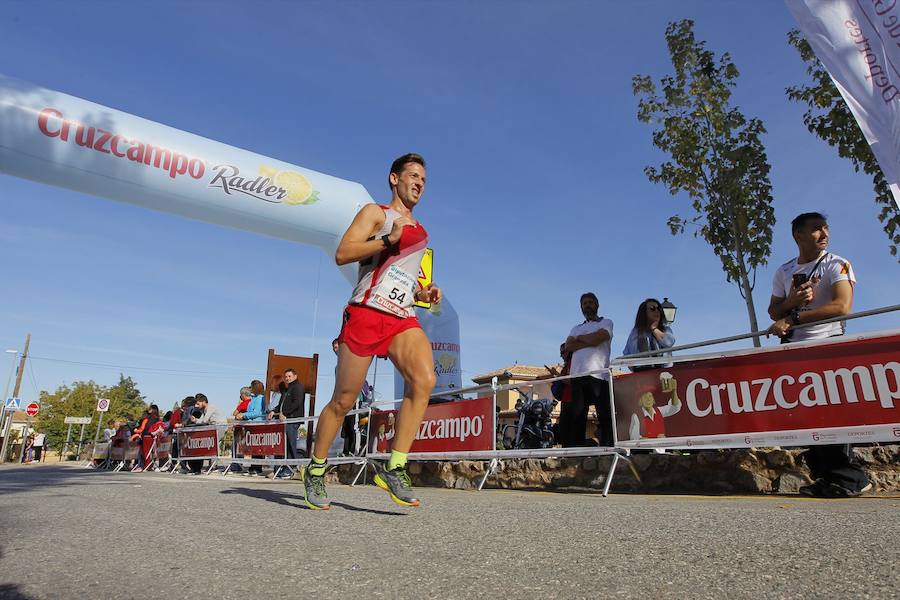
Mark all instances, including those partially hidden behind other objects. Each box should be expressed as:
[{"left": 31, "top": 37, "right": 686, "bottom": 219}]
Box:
[
  {"left": 622, "top": 298, "right": 675, "bottom": 371},
  {"left": 235, "top": 381, "right": 267, "bottom": 475}
]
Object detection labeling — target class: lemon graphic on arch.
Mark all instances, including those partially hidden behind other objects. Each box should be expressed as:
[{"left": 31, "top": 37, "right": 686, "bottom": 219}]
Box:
[{"left": 259, "top": 165, "right": 320, "bottom": 205}]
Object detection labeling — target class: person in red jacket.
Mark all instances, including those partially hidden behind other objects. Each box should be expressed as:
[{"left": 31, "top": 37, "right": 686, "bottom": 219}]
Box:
[{"left": 130, "top": 404, "right": 160, "bottom": 471}]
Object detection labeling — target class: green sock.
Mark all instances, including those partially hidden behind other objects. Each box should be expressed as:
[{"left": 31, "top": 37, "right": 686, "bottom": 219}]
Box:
[
  {"left": 308, "top": 455, "right": 327, "bottom": 476},
  {"left": 387, "top": 450, "right": 408, "bottom": 471}
]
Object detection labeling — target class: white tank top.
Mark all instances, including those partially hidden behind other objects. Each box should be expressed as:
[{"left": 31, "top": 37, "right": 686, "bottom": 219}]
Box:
[{"left": 349, "top": 206, "right": 429, "bottom": 318}]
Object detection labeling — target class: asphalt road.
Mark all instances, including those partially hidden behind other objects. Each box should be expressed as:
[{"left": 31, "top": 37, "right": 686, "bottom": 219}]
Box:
[{"left": 0, "top": 463, "right": 898, "bottom": 600}]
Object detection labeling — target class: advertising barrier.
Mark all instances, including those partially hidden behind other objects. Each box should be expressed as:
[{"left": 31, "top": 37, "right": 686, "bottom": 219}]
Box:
[
  {"left": 109, "top": 437, "right": 125, "bottom": 461},
  {"left": 368, "top": 396, "right": 494, "bottom": 454},
  {"left": 155, "top": 433, "right": 172, "bottom": 462},
  {"left": 613, "top": 331, "right": 900, "bottom": 449},
  {"left": 177, "top": 428, "right": 220, "bottom": 458},
  {"left": 91, "top": 442, "right": 110, "bottom": 461},
  {"left": 124, "top": 441, "right": 140, "bottom": 462},
  {"left": 234, "top": 423, "right": 285, "bottom": 457}
]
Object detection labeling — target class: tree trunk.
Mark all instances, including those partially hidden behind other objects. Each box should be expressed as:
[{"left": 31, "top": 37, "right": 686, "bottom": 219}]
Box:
[
  {"left": 739, "top": 270, "right": 762, "bottom": 347},
  {"left": 733, "top": 237, "right": 762, "bottom": 347}
]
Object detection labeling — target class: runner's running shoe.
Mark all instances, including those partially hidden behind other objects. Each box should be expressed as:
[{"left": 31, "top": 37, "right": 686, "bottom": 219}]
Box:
[
  {"left": 302, "top": 465, "right": 330, "bottom": 510},
  {"left": 374, "top": 463, "right": 420, "bottom": 507}
]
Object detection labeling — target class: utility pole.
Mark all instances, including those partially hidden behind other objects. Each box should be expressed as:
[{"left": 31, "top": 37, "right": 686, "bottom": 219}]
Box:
[{"left": 0, "top": 334, "right": 30, "bottom": 463}]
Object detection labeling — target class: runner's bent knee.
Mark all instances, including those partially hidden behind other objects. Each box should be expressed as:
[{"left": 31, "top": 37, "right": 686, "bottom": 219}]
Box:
[{"left": 329, "top": 391, "right": 358, "bottom": 414}]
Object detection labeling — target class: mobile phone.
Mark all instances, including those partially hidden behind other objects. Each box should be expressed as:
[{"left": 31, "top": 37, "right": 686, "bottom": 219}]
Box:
[{"left": 792, "top": 273, "right": 808, "bottom": 288}]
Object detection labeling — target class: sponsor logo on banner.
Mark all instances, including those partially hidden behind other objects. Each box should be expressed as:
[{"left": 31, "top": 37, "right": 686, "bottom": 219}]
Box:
[
  {"left": 613, "top": 333, "right": 900, "bottom": 448},
  {"left": 235, "top": 423, "right": 285, "bottom": 456},
  {"left": 35, "top": 108, "right": 320, "bottom": 206},
  {"left": 369, "top": 397, "right": 493, "bottom": 454},
  {"left": 177, "top": 429, "right": 219, "bottom": 458}
]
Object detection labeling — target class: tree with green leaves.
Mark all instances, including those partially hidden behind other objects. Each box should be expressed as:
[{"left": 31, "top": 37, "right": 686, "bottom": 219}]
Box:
[
  {"left": 786, "top": 30, "right": 900, "bottom": 259},
  {"left": 632, "top": 20, "right": 775, "bottom": 346},
  {"left": 35, "top": 374, "right": 146, "bottom": 452}
]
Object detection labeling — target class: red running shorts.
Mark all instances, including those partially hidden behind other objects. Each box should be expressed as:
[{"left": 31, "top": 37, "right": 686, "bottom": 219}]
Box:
[{"left": 339, "top": 304, "right": 422, "bottom": 358}]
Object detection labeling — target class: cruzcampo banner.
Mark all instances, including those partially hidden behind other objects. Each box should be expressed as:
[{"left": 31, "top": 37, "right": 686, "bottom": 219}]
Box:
[
  {"left": 177, "top": 428, "right": 220, "bottom": 458},
  {"left": 0, "top": 74, "right": 368, "bottom": 263},
  {"left": 786, "top": 0, "right": 900, "bottom": 208},
  {"left": 369, "top": 396, "right": 493, "bottom": 455},
  {"left": 234, "top": 422, "right": 285, "bottom": 457},
  {"left": 613, "top": 331, "right": 900, "bottom": 449}
]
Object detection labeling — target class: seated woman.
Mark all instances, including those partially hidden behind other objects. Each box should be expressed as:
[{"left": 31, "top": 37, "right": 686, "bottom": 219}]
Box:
[{"left": 622, "top": 298, "right": 675, "bottom": 372}]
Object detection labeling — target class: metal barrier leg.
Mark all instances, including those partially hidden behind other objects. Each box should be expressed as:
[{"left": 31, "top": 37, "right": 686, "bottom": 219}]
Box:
[
  {"left": 477, "top": 458, "right": 499, "bottom": 491},
  {"left": 350, "top": 460, "right": 368, "bottom": 487},
  {"left": 601, "top": 453, "right": 620, "bottom": 498},
  {"left": 170, "top": 460, "right": 181, "bottom": 475},
  {"left": 205, "top": 459, "right": 217, "bottom": 475}
]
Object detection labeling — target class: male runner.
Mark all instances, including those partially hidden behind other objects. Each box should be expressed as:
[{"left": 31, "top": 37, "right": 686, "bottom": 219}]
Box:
[{"left": 303, "top": 153, "right": 440, "bottom": 509}]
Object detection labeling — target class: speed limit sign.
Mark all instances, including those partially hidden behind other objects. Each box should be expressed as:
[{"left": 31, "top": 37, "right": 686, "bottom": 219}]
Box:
[{"left": 96, "top": 398, "right": 110, "bottom": 412}]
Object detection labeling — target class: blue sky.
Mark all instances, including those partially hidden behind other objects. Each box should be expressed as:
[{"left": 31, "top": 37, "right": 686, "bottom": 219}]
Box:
[{"left": 1, "top": 1, "right": 898, "bottom": 413}]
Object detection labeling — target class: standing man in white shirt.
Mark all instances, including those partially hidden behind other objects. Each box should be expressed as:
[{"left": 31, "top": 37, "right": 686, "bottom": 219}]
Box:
[
  {"left": 32, "top": 432, "right": 45, "bottom": 462},
  {"left": 561, "top": 292, "right": 615, "bottom": 447},
  {"left": 767, "top": 212, "right": 870, "bottom": 498}
]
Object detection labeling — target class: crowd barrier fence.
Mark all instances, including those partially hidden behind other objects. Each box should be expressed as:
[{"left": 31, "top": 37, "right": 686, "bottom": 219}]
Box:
[{"left": 81, "top": 308, "right": 898, "bottom": 496}]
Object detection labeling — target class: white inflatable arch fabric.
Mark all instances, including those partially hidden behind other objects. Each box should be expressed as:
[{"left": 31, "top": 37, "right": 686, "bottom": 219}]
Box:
[{"left": 0, "top": 74, "right": 462, "bottom": 393}]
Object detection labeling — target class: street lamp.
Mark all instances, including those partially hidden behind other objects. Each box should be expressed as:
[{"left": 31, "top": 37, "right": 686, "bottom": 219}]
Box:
[{"left": 661, "top": 298, "right": 677, "bottom": 324}]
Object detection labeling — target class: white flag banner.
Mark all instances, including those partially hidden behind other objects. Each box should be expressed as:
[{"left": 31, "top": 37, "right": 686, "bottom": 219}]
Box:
[{"left": 786, "top": 0, "right": 900, "bottom": 208}]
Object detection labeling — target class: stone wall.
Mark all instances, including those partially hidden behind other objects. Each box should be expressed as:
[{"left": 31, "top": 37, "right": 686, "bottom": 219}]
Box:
[{"left": 333, "top": 445, "right": 900, "bottom": 494}]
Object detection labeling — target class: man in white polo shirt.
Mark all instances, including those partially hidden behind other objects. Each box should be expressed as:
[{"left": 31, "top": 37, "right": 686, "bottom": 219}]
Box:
[
  {"left": 767, "top": 212, "right": 870, "bottom": 498},
  {"left": 561, "top": 292, "right": 614, "bottom": 447}
]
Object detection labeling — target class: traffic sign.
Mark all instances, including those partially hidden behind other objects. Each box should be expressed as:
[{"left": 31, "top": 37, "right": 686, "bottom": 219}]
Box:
[
  {"left": 64, "top": 416, "right": 92, "bottom": 425},
  {"left": 96, "top": 398, "right": 110, "bottom": 412},
  {"left": 25, "top": 402, "right": 39, "bottom": 417},
  {"left": 4, "top": 397, "right": 21, "bottom": 410}
]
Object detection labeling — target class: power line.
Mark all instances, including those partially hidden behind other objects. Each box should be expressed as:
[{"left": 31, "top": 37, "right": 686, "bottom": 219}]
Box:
[
  {"left": 27, "top": 360, "right": 40, "bottom": 397},
  {"left": 27, "top": 355, "right": 248, "bottom": 377}
]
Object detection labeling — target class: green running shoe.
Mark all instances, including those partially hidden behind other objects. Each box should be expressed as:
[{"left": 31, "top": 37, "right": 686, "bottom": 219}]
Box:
[
  {"left": 374, "top": 463, "right": 420, "bottom": 507},
  {"left": 302, "top": 464, "right": 330, "bottom": 510}
]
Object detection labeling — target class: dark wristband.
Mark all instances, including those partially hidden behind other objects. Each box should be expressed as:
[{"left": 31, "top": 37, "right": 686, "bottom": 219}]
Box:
[
  {"left": 381, "top": 234, "right": 392, "bottom": 248},
  {"left": 789, "top": 309, "right": 801, "bottom": 325}
]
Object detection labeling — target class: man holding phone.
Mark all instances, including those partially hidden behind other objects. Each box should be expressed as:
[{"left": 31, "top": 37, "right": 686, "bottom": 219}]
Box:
[
  {"left": 766, "top": 212, "right": 869, "bottom": 497},
  {"left": 768, "top": 212, "right": 855, "bottom": 341}
]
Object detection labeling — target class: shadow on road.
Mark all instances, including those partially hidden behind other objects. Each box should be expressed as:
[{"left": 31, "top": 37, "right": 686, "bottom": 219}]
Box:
[
  {"left": 0, "top": 465, "right": 131, "bottom": 496},
  {"left": 220, "top": 487, "right": 407, "bottom": 516},
  {"left": 221, "top": 486, "right": 308, "bottom": 509},
  {"left": 329, "top": 501, "right": 406, "bottom": 516},
  {"left": 0, "top": 583, "right": 38, "bottom": 600}
]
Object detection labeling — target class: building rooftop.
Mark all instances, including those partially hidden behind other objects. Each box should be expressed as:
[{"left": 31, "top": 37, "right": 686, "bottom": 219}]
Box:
[
  {"left": 472, "top": 364, "right": 631, "bottom": 384},
  {"left": 471, "top": 364, "right": 560, "bottom": 383}
]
